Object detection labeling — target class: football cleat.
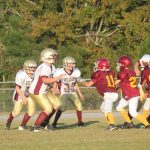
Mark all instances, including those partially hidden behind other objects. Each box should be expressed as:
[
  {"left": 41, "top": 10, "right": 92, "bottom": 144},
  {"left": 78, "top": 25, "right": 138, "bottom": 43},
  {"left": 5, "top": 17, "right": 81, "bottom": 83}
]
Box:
[
  {"left": 107, "top": 124, "right": 118, "bottom": 131},
  {"left": 18, "top": 125, "right": 28, "bottom": 131},
  {"left": 40, "top": 121, "right": 49, "bottom": 128},
  {"left": 78, "top": 122, "right": 85, "bottom": 127},
  {"left": 5, "top": 122, "right": 11, "bottom": 130},
  {"left": 30, "top": 125, "right": 44, "bottom": 132},
  {"left": 145, "top": 124, "right": 150, "bottom": 129},
  {"left": 121, "top": 122, "right": 135, "bottom": 129},
  {"left": 50, "top": 124, "right": 57, "bottom": 130}
]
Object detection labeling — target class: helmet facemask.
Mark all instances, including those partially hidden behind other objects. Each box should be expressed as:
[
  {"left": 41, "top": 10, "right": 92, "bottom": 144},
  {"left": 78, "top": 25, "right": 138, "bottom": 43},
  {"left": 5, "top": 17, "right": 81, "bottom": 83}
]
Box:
[
  {"left": 93, "top": 58, "right": 110, "bottom": 72},
  {"left": 23, "top": 60, "right": 37, "bottom": 75},
  {"left": 40, "top": 48, "right": 58, "bottom": 64},
  {"left": 63, "top": 56, "right": 76, "bottom": 72}
]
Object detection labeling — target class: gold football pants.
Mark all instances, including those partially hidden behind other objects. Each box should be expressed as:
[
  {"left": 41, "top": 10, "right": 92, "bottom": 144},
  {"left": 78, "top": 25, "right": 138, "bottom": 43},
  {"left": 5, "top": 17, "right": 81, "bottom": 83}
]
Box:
[
  {"left": 12, "top": 96, "right": 36, "bottom": 117},
  {"left": 29, "top": 93, "right": 53, "bottom": 114},
  {"left": 60, "top": 93, "right": 83, "bottom": 112},
  {"left": 47, "top": 91, "right": 61, "bottom": 110}
]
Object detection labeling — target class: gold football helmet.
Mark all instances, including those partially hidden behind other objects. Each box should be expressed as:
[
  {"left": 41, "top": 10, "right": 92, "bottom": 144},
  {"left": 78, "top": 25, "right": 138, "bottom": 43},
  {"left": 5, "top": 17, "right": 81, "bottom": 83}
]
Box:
[
  {"left": 40, "top": 48, "right": 58, "bottom": 64},
  {"left": 63, "top": 56, "right": 75, "bottom": 70},
  {"left": 23, "top": 60, "right": 37, "bottom": 74}
]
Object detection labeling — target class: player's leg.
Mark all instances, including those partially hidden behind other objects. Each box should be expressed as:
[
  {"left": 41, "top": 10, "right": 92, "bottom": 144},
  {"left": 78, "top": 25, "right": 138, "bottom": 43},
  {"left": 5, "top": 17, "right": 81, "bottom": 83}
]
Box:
[
  {"left": 71, "top": 93, "right": 84, "bottom": 126},
  {"left": 6, "top": 100, "right": 23, "bottom": 129},
  {"left": 18, "top": 96, "right": 36, "bottom": 130},
  {"left": 129, "top": 96, "right": 150, "bottom": 128},
  {"left": 51, "top": 94, "right": 67, "bottom": 129},
  {"left": 142, "top": 98, "right": 150, "bottom": 119},
  {"left": 30, "top": 93, "right": 53, "bottom": 131},
  {"left": 103, "top": 93, "right": 118, "bottom": 130},
  {"left": 41, "top": 92, "right": 61, "bottom": 128},
  {"left": 116, "top": 98, "right": 132, "bottom": 124}
]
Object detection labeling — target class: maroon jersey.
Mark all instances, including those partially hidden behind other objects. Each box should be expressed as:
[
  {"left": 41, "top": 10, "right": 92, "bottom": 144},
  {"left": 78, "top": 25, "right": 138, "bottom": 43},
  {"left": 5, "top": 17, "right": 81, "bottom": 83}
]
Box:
[
  {"left": 142, "top": 68, "right": 150, "bottom": 98},
  {"left": 91, "top": 70, "right": 117, "bottom": 96},
  {"left": 117, "top": 68, "right": 139, "bottom": 100},
  {"left": 140, "top": 67, "right": 149, "bottom": 84}
]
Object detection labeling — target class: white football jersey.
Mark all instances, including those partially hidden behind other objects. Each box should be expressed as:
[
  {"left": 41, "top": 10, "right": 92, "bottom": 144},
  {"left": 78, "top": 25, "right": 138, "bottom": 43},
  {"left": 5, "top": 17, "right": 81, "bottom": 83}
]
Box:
[
  {"left": 29, "top": 63, "right": 56, "bottom": 95},
  {"left": 13, "top": 70, "right": 33, "bottom": 101},
  {"left": 54, "top": 68, "right": 81, "bottom": 94}
]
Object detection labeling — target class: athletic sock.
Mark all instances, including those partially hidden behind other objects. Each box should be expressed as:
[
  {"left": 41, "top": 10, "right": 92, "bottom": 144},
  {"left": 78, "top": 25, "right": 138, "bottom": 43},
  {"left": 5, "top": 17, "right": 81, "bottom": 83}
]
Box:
[
  {"left": 21, "top": 113, "right": 31, "bottom": 126},
  {"left": 120, "top": 109, "right": 131, "bottom": 123},
  {"left": 44, "top": 109, "right": 56, "bottom": 124},
  {"left": 76, "top": 111, "right": 82, "bottom": 123},
  {"left": 7, "top": 112, "right": 14, "bottom": 124},
  {"left": 136, "top": 114, "right": 149, "bottom": 126},
  {"left": 143, "top": 109, "right": 149, "bottom": 119},
  {"left": 53, "top": 109, "right": 62, "bottom": 126},
  {"left": 35, "top": 112, "right": 48, "bottom": 126},
  {"left": 105, "top": 112, "right": 115, "bottom": 125}
]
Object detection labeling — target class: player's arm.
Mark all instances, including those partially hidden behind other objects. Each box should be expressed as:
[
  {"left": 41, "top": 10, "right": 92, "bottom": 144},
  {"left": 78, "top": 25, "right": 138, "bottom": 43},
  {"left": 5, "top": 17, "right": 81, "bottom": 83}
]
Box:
[
  {"left": 134, "top": 61, "right": 141, "bottom": 76},
  {"left": 82, "top": 80, "right": 94, "bottom": 87},
  {"left": 42, "top": 74, "right": 65, "bottom": 84},
  {"left": 16, "top": 85, "right": 27, "bottom": 105},
  {"left": 142, "top": 79, "right": 148, "bottom": 98},
  {"left": 115, "top": 79, "right": 121, "bottom": 85},
  {"left": 51, "top": 82, "right": 61, "bottom": 95},
  {"left": 75, "top": 83, "right": 83, "bottom": 100}
]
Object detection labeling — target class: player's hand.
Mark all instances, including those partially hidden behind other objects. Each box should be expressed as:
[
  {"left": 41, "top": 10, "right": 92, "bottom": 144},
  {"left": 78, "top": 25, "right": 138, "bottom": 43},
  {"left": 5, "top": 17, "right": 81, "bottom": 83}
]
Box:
[
  {"left": 135, "top": 69, "right": 141, "bottom": 76},
  {"left": 79, "top": 93, "right": 84, "bottom": 101},
  {"left": 22, "top": 97, "right": 28, "bottom": 105},
  {"left": 144, "top": 92, "right": 148, "bottom": 98}
]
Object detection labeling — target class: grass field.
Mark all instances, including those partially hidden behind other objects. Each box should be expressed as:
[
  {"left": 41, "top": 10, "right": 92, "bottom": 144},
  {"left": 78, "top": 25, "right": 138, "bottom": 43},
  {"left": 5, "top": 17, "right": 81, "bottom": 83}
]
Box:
[{"left": 0, "top": 112, "right": 150, "bottom": 150}]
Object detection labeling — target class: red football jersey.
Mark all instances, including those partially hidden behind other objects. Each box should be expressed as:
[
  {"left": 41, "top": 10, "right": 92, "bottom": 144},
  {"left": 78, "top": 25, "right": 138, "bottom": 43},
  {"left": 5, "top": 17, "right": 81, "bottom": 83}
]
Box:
[
  {"left": 117, "top": 68, "right": 139, "bottom": 100},
  {"left": 91, "top": 70, "right": 117, "bottom": 96},
  {"left": 142, "top": 68, "right": 150, "bottom": 98},
  {"left": 140, "top": 67, "right": 149, "bottom": 84}
]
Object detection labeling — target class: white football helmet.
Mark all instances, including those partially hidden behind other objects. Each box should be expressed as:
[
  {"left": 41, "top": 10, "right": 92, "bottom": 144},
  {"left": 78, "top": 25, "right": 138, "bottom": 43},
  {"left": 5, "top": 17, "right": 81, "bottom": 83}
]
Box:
[
  {"left": 40, "top": 48, "right": 58, "bottom": 64},
  {"left": 23, "top": 60, "right": 37, "bottom": 74},
  {"left": 140, "top": 54, "right": 150, "bottom": 68},
  {"left": 63, "top": 56, "right": 75, "bottom": 70}
]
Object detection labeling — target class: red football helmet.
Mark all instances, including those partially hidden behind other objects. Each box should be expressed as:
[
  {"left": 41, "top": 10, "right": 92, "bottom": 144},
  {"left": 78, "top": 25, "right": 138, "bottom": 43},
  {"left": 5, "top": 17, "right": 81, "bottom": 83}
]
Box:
[
  {"left": 116, "top": 56, "right": 132, "bottom": 71},
  {"left": 93, "top": 58, "right": 110, "bottom": 71}
]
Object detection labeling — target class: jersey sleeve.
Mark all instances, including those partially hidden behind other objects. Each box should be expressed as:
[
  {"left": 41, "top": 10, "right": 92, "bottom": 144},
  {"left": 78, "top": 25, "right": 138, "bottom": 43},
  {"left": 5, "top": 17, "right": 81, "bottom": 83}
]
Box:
[
  {"left": 75, "top": 69, "right": 81, "bottom": 78},
  {"left": 91, "top": 72, "right": 99, "bottom": 84},
  {"left": 15, "top": 71, "right": 24, "bottom": 86}
]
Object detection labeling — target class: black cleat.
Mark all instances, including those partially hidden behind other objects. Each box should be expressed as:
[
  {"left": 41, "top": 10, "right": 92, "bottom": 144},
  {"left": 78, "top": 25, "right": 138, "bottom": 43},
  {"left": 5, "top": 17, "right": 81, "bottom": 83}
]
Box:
[
  {"left": 107, "top": 124, "right": 118, "bottom": 131},
  {"left": 121, "top": 122, "right": 135, "bottom": 129},
  {"left": 5, "top": 122, "right": 11, "bottom": 130},
  {"left": 40, "top": 121, "right": 48, "bottom": 128},
  {"left": 78, "top": 122, "right": 85, "bottom": 127},
  {"left": 50, "top": 124, "right": 57, "bottom": 130}
]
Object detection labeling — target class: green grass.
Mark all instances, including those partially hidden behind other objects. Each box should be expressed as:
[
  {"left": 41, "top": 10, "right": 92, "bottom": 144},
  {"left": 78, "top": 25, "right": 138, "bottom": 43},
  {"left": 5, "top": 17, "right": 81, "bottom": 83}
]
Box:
[{"left": 0, "top": 115, "right": 150, "bottom": 150}]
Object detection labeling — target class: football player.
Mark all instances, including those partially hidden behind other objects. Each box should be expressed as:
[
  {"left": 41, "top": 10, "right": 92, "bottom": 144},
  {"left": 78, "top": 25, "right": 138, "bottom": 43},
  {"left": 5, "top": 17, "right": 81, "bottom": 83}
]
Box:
[
  {"left": 5, "top": 60, "right": 37, "bottom": 130},
  {"left": 141, "top": 58, "right": 150, "bottom": 122},
  {"left": 115, "top": 56, "right": 150, "bottom": 128},
  {"left": 82, "top": 58, "right": 118, "bottom": 131},
  {"left": 125, "top": 54, "right": 150, "bottom": 128},
  {"left": 50, "top": 56, "right": 84, "bottom": 129},
  {"left": 29, "top": 48, "right": 65, "bottom": 132}
]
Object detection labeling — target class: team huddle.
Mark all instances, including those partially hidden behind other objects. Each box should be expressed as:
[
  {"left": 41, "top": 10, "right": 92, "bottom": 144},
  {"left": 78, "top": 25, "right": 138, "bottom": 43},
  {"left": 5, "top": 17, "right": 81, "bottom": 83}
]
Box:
[{"left": 5, "top": 48, "right": 150, "bottom": 131}]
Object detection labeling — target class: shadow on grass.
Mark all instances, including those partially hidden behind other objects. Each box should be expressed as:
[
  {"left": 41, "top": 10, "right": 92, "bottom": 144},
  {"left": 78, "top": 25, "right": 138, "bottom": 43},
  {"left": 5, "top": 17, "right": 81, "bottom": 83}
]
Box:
[{"left": 56, "top": 121, "right": 99, "bottom": 130}]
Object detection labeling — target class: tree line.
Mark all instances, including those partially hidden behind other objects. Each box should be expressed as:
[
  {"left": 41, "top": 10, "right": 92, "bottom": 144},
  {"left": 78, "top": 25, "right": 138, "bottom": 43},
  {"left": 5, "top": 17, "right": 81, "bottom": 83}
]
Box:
[{"left": 0, "top": 0, "right": 149, "bottom": 81}]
